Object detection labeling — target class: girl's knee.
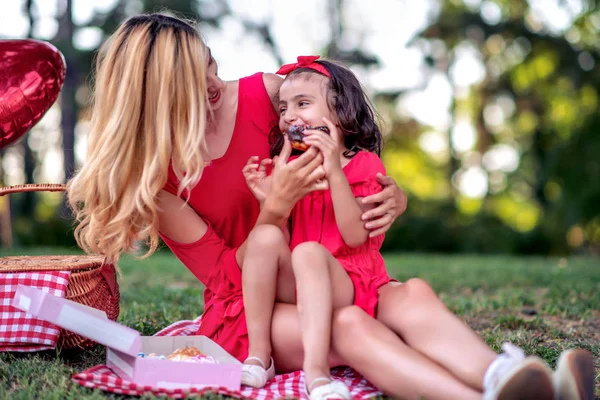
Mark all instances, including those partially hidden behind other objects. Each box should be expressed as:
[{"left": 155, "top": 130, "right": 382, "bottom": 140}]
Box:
[
  {"left": 247, "top": 225, "right": 286, "bottom": 249},
  {"left": 292, "top": 241, "right": 326, "bottom": 255},
  {"left": 291, "top": 242, "right": 326, "bottom": 261},
  {"left": 291, "top": 242, "right": 327, "bottom": 272}
]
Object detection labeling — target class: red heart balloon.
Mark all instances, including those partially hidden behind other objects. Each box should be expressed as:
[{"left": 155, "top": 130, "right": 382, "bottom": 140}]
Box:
[{"left": 0, "top": 39, "right": 66, "bottom": 150}]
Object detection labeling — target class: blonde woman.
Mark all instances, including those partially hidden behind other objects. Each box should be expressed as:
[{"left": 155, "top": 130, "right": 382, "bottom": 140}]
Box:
[{"left": 67, "top": 13, "right": 593, "bottom": 400}]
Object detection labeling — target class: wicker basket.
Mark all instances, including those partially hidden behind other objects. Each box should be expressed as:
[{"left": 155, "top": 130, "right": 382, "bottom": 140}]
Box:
[{"left": 0, "top": 184, "right": 120, "bottom": 349}]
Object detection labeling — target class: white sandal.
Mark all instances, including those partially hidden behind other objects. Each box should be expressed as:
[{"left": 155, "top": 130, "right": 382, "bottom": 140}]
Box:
[
  {"left": 307, "top": 377, "right": 352, "bottom": 400},
  {"left": 241, "top": 356, "right": 275, "bottom": 388}
]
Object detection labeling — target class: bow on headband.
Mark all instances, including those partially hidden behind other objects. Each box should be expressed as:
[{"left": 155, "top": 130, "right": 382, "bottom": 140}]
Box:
[{"left": 275, "top": 55, "right": 331, "bottom": 77}]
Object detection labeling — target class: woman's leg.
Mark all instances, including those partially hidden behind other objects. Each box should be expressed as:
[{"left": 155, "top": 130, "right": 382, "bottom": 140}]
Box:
[
  {"left": 376, "top": 279, "right": 496, "bottom": 390},
  {"left": 270, "top": 303, "right": 481, "bottom": 399},
  {"left": 332, "top": 305, "right": 482, "bottom": 400},
  {"left": 291, "top": 242, "right": 354, "bottom": 391},
  {"left": 242, "top": 225, "right": 296, "bottom": 369}
]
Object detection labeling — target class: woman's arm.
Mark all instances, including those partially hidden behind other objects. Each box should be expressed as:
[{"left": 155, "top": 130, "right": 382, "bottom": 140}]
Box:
[
  {"left": 157, "top": 190, "right": 234, "bottom": 287},
  {"left": 158, "top": 189, "right": 278, "bottom": 268},
  {"left": 158, "top": 138, "right": 326, "bottom": 267},
  {"left": 158, "top": 191, "right": 208, "bottom": 243},
  {"left": 263, "top": 73, "right": 283, "bottom": 110}
]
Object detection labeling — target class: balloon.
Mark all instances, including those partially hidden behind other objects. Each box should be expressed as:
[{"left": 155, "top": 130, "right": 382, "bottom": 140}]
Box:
[{"left": 0, "top": 39, "right": 66, "bottom": 150}]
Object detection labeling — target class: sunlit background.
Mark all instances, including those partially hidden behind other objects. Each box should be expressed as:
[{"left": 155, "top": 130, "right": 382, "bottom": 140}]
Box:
[{"left": 0, "top": 0, "right": 598, "bottom": 255}]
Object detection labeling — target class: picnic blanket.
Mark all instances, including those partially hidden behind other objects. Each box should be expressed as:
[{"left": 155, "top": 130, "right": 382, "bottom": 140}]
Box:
[
  {"left": 72, "top": 316, "right": 383, "bottom": 399},
  {"left": 0, "top": 271, "right": 71, "bottom": 352}
]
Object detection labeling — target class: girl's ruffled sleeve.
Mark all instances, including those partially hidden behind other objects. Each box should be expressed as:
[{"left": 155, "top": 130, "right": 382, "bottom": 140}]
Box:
[{"left": 348, "top": 152, "right": 387, "bottom": 198}]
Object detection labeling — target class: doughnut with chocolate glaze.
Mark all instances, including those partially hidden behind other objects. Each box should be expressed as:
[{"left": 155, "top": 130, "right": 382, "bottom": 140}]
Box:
[{"left": 286, "top": 125, "right": 329, "bottom": 151}]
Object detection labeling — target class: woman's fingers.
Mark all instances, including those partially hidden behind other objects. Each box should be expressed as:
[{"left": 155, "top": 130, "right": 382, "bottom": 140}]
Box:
[
  {"left": 361, "top": 200, "right": 394, "bottom": 222},
  {"left": 298, "top": 152, "right": 324, "bottom": 180},
  {"left": 364, "top": 209, "right": 394, "bottom": 230},
  {"left": 368, "top": 224, "right": 391, "bottom": 238},
  {"left": 288, "top": 146, "right": 319, "bottom": 170},
  {"left": 361, "top": 185, "right": 394, "bottom": 208},
  {"left": 305, "top": 165, "right": 327, "bottom": 183},
  {"left": 375, "top": 173, "right": 395, "bottom": 186},
  {"left": 277, "top": 136, "right": 292, "bottom": 167}
]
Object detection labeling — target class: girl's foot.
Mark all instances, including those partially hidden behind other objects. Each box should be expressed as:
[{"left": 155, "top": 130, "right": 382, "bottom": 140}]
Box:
[
  {"left": 553, "top": 349, "right": 595, "bottom": 400},
  {"left": 307, "top": 377, "right": 352, "bottom": 400},
  {"left": 241, "top": 356, "right": 275, "bottom": 388},
  {"left": 483, "top": 343, "right": 555, "bottom": 400}
]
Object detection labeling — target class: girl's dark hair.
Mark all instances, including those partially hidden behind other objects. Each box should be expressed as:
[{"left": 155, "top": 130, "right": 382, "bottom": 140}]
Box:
[{"left": 269, "top": 59, "right": 383, "bottom": 158}]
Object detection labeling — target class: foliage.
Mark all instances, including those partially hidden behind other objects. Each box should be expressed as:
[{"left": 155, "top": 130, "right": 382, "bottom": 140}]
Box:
[{"left": 380, "top": 0, "right": 600, "bottom": 255}]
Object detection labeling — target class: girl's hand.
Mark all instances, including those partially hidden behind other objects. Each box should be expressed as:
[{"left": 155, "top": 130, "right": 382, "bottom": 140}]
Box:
[
  {"left": 361, "top": 174, "right": 408, "bottom": 237},
  {"left": 302, "top": 117, "right": 343, "bottom": 178},
  {"left": 242, "top": 156, "right": 273, "bottom": 205}
]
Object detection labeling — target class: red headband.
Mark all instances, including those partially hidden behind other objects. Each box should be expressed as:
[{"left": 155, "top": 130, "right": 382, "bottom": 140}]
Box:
[{"left": 275, "top": 55, "right": 331, "bottom": 77}]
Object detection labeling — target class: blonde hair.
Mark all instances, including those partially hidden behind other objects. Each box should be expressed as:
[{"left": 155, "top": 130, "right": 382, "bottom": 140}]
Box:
[{"left": 67, "top": 13, "right": 209, "bottom": 263}]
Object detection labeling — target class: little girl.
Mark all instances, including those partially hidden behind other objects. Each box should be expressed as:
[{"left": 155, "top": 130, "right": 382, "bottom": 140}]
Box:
[
  {"left": 241, "top": 56, "right": 389, "bottom": 399},
  {"left": 239, "top": 56, "right": 582, "bottom": 400}
]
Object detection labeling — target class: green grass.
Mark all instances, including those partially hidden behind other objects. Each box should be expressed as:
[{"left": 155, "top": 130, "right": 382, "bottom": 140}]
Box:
[{"left": 1, "top": 248, "right": 599, "bottom": 399}]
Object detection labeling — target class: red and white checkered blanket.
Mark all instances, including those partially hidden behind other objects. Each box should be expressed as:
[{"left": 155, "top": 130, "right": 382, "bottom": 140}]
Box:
[
  {"left": 73, "top": 316, "right": 383, "bottom": 399},
  {"left": 0, "top": 271, "right": 71, "bottom": 352}
]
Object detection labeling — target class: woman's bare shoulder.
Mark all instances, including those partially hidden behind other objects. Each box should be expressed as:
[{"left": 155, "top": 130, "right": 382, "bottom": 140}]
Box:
[
  {"left": 262, "top": 73, "right": 283, "bottom": 100},
  {"left": 261, "top": 73, "right": 283, "bottom": 111}
]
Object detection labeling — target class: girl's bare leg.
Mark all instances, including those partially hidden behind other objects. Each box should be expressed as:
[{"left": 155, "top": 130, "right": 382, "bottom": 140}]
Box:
[
  {"left": 332, "top": 305, "right": 482, "bottom": 400},
  {"left": 376, "top": 279, "right": 496, "bottom": 390},
  {"left": 270, "top": 303, "right": 345, "bottom": 372},
  {"left": 291, "top": 242, "right": 354, "bottom": 389},
  {"left": 242, "top": 225, "right": 296, "bottom": 368}
]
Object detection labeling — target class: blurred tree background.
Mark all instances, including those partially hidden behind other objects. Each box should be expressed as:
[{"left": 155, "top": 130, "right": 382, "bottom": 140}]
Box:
[{"left": 0, "top": 0, "right": 598, "bottom": 256}]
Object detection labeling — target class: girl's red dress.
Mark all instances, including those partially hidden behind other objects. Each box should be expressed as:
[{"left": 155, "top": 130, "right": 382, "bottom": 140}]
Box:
[{"left": 289, "top": 150, "right": 391, "bottom": 318}]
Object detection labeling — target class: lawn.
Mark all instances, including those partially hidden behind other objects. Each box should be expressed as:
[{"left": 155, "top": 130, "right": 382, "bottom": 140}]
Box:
[{"left": 1, "top": 248, "right": 599, "bottom": 399}]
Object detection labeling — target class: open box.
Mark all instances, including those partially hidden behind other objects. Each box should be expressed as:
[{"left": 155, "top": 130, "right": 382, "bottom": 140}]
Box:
[{"left": 12, "top": 284, "right": 242, "bottom": 390}]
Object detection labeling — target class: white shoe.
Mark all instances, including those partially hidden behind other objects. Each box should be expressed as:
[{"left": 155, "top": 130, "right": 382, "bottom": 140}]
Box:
[
  {"left": 241, "top": 356, "right": 275, "bottom": 388},
  {"left": 483, "top": 342, "right": 555, "bottom": 400},
  {"left": 307, "top": 377, "right": 352, "bottom": 400},
  {"left": 553, "top": 349, "right": 595, "bottom": 400}
]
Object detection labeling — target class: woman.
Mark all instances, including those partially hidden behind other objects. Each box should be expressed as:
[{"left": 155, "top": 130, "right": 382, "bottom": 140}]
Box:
[{"left": 68, "top": 13, "right": 593, "bottom": 400}]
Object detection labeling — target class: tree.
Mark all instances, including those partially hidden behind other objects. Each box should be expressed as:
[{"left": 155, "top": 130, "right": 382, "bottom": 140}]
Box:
[{"left": 384, "top": 0, "right": 600, "bottom": 253}]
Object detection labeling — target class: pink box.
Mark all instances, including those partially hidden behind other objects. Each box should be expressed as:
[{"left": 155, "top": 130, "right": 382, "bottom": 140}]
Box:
[{"left": 12, "top": 284, "right": 242, "bottom": 390}]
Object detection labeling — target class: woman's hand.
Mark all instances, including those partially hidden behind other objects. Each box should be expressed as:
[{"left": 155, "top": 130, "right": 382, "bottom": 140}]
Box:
[
  {"left": 262, "top": 135, "right": 328, "bottom": 218},
  {"left": 242, "top": 156, "right": 272, "bottom": 205},
  {"left": 302, "top": 117, "right": 343, "bottom": 178},
  {"left": 361, "top": 174, "right": 408, "bottom": 237}
]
